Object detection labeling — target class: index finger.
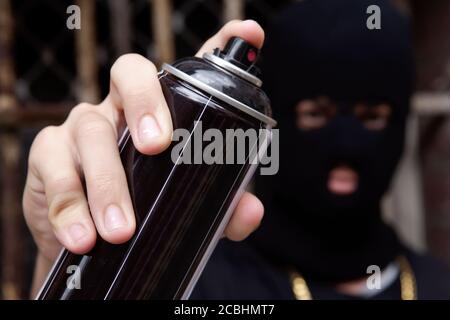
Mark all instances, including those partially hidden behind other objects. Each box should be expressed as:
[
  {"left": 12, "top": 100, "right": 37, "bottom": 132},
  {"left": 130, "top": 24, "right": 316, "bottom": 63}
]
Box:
[{"left": 195, "top": 20, "right": 265, "bottom": 58}]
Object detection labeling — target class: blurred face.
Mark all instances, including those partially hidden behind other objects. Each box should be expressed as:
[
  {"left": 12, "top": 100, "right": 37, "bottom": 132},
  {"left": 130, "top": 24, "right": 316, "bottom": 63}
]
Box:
[
  {"left": 268, "top": 93, "right": 405, "bottom": 219},
  {"left": 295, "top": 97, "right": 392, "bottom": 197}
]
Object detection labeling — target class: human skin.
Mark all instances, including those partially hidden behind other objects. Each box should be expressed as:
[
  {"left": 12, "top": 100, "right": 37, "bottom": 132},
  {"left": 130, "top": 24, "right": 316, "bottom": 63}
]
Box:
[{"left": 23, "top": 20, "right": 265, "bottom": 297}]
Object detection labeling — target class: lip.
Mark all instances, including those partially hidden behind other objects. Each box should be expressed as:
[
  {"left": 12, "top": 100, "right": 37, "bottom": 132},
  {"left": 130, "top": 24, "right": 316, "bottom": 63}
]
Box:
[{"left": 327, "top": 165, "right": 359, "bottom": 196}]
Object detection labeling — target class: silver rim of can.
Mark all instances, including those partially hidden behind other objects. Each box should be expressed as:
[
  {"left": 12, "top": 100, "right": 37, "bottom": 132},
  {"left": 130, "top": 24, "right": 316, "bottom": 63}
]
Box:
[
  {"left": 203, "top": 52, "right": 263, "bottom": 87},
  {"left": 162, "top": 63, "right": 277, "bottom": 127}
]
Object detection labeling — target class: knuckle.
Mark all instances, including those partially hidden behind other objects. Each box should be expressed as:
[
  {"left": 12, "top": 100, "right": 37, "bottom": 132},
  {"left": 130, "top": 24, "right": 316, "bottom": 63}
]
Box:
[
  {"left": 47, "top": 175, "right": 81, "bottom": 194},
  {"left": 111, "top": 54, "right": 155, "bottom": 76},
  {"left": 48, "top": 188, "right": 84, "bottom": 227},
  {"left": 112, "top": 53, "right": 139, "bottom": 69},
  {"left": 74, "top": 111, "right": 112, "bottom": 141},
  {"left": 89, "top": 172, "right": 117, "bottom": 194},
  {"left": 33, "top": 126, "right": 59, "bottom": 148},
  {"left": 30, "top": 126, "right": 60, "bottom": 163},
  {"left": 110, "top": 54, "right": 157, "bottom": 89},
  {"left": 67, "top": 103, "right": 94, "bottom": 122}
]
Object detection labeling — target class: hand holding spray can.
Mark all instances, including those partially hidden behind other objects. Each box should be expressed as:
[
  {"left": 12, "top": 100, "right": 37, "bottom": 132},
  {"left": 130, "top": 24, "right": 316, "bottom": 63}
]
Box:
[{"left": 37, "top": 37, "right": 276, "bottom": 300}]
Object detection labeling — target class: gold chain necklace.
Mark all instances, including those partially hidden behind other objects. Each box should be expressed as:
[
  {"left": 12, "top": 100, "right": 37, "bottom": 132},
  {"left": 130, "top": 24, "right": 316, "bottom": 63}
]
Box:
[{"left": 289, "top": 255, "right": 417, "bottom": 300}]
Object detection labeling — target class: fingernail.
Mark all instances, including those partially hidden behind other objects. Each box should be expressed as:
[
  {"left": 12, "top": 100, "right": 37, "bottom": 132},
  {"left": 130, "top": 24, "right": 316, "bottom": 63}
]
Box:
[
  {"left": 69, "top": 223, "right": 88, "bottom": 243},
  {"left": 138, "top": 114, "right": 161, "bottom": 144},
  {"left": 104, "top": 204, "right": 127, "bottom": 232}
]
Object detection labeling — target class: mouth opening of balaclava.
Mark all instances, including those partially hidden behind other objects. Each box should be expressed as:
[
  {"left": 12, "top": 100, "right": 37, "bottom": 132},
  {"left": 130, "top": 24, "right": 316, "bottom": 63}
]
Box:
[{"left": 248, "top": 0, "right": 414, "bottom": 283}]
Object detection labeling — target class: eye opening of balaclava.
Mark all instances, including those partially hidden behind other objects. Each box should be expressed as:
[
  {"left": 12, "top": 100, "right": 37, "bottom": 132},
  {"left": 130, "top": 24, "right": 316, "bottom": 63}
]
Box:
[
  {"left": 294, "top": 96, "right": 393, "bottom": 135},
  {"left": 249, "top": 0, "right": 414, "bottom": 283}
]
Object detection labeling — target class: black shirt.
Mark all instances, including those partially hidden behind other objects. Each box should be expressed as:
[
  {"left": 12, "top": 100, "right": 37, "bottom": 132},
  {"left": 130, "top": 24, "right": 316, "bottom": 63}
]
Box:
[{"left": 191, "top": 240, "right": 450, "bottom": 300}]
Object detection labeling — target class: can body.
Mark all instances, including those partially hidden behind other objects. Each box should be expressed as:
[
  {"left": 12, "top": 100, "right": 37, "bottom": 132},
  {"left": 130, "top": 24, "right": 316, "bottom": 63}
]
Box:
[{"left": 37, "top": 62, "right": 273, "bottom": 299}]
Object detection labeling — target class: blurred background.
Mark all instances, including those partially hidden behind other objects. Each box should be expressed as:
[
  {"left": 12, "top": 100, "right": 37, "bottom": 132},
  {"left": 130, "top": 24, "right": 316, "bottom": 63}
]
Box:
[{"left": 0, "top": 0, "right": 449, "bottom": 299}]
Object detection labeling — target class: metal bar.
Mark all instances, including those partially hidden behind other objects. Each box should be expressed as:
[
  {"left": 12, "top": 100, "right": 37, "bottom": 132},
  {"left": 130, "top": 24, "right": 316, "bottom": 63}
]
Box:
[
  {"left": 0, "top": 104, "right": 72, "bottom": 129},
  {"left": 75, "top": 0, "right": 100, "bottom": 103},
  {"left": 108, "top": 0, "right": 132, "bottom": 57},
  {"left": 412, "top": 92, "right": 450, "bottom": 115},
  {"left": 151, "top": 0, "right": 175, "bottom": 65},
  {"left": 0, "top": 0, "right": 25, "bottom": 299},
  {"left": 0, "top": 134, "right": 23, "bottom": 299},
  {"left": 0, "top": 0, "right": 16, "bottom": 112},
  {"left": 223, "top": 0, "right": 244, "bottom": 22}
]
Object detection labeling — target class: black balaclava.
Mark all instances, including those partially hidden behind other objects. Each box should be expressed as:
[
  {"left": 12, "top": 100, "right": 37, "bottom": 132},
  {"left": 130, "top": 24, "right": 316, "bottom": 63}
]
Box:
[{"left": 249, "top": 0, "right": 414, "bottom": 283}]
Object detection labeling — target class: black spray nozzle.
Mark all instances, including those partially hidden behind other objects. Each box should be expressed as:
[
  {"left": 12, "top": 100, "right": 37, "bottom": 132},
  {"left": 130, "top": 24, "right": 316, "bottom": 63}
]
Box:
[{"left": 214, "top": 37, "right": 260, "bottom": 74}]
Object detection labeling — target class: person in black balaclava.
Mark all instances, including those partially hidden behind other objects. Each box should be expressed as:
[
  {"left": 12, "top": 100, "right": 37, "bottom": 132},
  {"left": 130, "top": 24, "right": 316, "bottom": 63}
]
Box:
[{"left": 192, "top": 0, "right": 450, "bottom": 299}]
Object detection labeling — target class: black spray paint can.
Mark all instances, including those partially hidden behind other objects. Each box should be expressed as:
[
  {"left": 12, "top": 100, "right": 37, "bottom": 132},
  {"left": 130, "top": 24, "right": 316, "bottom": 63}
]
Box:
[{"left": 37, "top": 37, "right": 276, "bottom": 299}]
